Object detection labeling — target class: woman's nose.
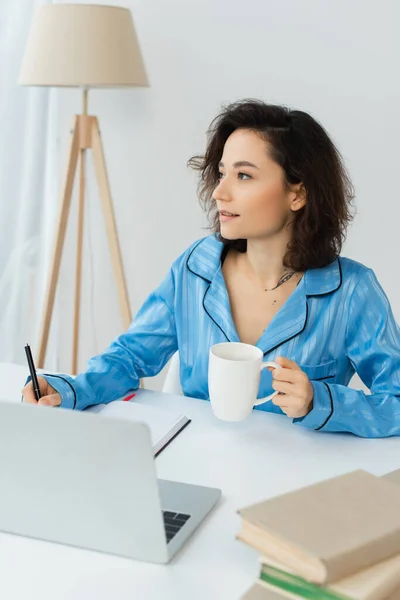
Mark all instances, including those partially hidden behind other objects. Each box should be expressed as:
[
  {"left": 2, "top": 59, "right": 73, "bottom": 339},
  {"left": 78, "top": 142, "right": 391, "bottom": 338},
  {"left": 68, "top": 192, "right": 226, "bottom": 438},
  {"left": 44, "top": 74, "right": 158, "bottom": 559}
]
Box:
[{"left": 213, "top": 178, "right": 231, "bottom": 202}]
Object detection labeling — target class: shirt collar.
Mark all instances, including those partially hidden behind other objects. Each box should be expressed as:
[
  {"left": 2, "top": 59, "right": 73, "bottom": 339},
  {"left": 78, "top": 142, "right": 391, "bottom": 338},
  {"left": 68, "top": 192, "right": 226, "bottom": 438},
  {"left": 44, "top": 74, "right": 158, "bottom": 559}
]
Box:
[{"left": 186, "top": 235, "right": 342, "bottom": 296}]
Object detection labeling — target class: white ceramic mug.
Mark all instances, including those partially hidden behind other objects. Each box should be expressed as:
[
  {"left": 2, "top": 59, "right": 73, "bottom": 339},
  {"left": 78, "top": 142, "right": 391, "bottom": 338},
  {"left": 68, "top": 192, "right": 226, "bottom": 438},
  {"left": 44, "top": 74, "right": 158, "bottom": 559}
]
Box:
[{"left": 208, "top": 342, "right": 279, "bottom": 422}]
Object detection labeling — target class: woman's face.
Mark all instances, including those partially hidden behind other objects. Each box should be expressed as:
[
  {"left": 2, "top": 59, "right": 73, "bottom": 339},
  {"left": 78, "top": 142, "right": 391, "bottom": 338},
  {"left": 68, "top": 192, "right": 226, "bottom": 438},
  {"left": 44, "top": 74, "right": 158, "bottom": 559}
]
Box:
[{"left": 213, "top": 128, "right": 304, "bottom": 241}]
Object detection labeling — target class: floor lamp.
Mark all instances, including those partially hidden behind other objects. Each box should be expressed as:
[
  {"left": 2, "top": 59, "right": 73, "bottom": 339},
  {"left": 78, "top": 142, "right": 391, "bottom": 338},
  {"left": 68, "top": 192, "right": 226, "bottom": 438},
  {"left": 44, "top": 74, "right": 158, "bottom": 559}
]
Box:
[{"left": 19, "top": 4, "right": 148, "bottom": 373}]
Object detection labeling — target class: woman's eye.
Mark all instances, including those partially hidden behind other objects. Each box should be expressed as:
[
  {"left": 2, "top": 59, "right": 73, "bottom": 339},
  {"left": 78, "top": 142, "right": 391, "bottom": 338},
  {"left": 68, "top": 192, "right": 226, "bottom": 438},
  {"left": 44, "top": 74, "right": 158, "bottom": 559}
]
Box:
[{"left": 217, "top": 171, "right": 251, "bottom": 181}]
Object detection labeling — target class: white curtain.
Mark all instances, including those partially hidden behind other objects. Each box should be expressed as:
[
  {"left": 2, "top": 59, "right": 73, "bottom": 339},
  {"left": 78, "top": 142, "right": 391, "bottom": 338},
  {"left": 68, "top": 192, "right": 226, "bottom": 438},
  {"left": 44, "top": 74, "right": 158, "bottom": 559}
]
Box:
[{"left": 0, "top": 0, "right": 60, "bottom": 368}]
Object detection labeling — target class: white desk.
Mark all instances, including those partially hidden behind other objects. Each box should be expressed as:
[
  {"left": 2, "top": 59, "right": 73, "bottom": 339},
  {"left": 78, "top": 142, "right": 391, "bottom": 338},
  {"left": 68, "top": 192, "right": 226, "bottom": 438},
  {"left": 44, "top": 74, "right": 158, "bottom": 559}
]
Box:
[{"left": 1, "top": 364, "right": 400, "bottom": 600}]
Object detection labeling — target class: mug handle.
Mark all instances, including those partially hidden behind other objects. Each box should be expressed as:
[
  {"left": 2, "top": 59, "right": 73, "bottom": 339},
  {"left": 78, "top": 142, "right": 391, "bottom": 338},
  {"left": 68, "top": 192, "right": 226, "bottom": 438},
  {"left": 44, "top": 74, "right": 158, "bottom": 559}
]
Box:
[{"left": 253, "top": 361, "right": 280, "bottom": 406}]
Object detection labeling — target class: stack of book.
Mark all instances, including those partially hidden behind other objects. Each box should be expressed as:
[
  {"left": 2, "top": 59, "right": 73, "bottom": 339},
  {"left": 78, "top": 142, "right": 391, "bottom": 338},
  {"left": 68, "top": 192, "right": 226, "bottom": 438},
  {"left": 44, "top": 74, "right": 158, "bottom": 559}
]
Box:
[{"left": 237, "top": 469, "right": 400, "bottom": 600}]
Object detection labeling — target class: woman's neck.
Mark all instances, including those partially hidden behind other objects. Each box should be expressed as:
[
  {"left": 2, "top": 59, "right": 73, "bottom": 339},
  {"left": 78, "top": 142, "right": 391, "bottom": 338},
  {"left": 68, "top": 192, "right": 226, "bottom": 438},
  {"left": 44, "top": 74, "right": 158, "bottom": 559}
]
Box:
[{"left": 241, "top": 232, "right": 294, "bottom": 290}]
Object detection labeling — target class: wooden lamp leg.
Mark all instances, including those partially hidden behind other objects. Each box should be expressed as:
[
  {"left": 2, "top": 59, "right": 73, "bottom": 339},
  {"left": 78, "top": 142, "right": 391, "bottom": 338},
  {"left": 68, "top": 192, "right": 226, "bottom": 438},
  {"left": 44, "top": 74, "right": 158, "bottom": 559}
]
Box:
[
  {"left": 72, "top": 147, "right": 86, "bottom": 374},
  {"left": 91, "top": 117, "right": 132, "bottom": 329},
  {"left": 72, "top": 95, "right": 92, "bottom": 375},
  {"left": 91, "top": 117, "right": 142, "bottom": 387},
  {"left": 37, "top": 117, "right": 80, "bottom": 369}
]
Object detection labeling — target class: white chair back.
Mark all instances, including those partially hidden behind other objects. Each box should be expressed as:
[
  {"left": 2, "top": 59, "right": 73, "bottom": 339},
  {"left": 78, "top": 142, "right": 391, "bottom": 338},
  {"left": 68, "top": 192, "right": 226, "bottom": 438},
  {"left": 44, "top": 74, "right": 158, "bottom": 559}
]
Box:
[{"left": 162, "top": 352, "right": 183, "bottom": 395}]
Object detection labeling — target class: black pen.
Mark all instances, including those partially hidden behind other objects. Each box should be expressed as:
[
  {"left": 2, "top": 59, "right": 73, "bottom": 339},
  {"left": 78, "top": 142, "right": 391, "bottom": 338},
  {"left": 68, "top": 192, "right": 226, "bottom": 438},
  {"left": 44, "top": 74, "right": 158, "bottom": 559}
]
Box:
[{"left": 24, "top": 344, "right": 41, "bottom": 402}]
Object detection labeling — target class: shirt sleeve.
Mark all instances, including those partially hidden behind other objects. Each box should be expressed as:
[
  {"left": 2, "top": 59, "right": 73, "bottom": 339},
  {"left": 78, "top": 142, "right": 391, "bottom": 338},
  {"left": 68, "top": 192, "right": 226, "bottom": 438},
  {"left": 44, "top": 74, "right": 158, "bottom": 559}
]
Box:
[
  {"left": 39, "top": 267, "right": 178, "bottom": 411},
  {"left": 294, "top": 269, "right": 400, "bottom": 437}
]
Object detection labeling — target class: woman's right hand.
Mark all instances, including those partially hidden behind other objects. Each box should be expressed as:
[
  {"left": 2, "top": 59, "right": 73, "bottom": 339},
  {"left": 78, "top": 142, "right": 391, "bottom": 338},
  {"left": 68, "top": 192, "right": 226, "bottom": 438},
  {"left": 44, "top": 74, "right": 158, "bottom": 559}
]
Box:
[{"left": 22, "top": 376, "right": 62, "bottom": 407}]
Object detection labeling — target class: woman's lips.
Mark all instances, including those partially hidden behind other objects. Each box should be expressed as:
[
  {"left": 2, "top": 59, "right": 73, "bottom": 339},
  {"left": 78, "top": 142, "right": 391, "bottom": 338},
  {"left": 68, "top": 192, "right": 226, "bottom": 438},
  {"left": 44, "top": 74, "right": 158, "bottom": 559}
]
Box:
[{"left": 219, "top": 212, "right": 240, "bottom": 222}]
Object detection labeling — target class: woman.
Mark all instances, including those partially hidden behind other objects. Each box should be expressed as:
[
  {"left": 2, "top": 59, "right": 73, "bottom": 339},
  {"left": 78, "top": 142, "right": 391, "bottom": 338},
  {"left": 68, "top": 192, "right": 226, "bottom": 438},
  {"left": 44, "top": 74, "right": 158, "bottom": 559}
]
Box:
[{"left": 23, "top": 100, "right": 400, "bottom": 438}]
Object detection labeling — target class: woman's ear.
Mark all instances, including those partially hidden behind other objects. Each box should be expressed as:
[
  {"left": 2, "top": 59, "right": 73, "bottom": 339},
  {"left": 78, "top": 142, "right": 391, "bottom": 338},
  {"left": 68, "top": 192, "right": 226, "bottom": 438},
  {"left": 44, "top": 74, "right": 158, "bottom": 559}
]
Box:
[{"left": 290, "top": 183, "right": 307, "bottom": 212}]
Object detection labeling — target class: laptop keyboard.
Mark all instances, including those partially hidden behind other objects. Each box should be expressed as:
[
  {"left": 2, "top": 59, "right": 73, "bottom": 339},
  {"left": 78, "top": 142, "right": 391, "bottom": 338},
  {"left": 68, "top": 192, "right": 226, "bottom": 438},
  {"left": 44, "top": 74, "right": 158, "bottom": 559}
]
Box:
[{"left": 162, "top": 510, "right": 191, "bottom": 543}]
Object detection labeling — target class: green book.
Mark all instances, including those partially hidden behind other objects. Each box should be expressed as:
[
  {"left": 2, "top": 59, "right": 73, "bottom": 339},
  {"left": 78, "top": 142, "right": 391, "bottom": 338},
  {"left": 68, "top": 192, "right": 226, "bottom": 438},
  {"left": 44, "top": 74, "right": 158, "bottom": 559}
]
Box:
[{"left": 259, "top": 564, "right": 351, "bottom": 600}]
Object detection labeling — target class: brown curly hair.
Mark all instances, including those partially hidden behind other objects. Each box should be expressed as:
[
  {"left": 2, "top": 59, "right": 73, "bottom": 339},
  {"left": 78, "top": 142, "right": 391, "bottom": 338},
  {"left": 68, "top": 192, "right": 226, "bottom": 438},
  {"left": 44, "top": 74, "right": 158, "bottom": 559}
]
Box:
[{"left": 188, "top": 99, "right": 355, "bottom": 271}]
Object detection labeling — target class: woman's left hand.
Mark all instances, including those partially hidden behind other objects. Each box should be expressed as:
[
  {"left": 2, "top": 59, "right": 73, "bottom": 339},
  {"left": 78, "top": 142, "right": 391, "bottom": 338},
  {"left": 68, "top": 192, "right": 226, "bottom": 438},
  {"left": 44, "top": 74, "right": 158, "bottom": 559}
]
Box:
[{"left": 269, "top": 356, "right": 314, "bottom": 418}]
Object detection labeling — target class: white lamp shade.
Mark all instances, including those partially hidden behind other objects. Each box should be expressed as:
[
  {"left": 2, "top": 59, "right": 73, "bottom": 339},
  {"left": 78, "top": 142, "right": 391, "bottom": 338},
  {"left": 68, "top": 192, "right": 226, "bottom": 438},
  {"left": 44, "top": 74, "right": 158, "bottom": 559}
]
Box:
[{"left": 19, "top": 4, "right": 148, "bottom": 88}]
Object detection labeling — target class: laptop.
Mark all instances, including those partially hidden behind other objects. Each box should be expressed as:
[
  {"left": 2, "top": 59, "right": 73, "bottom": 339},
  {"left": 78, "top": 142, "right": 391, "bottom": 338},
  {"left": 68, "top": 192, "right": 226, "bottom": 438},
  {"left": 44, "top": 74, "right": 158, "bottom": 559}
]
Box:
[{"left": 0, "top": 400, "right": 221, "bottom": 563}]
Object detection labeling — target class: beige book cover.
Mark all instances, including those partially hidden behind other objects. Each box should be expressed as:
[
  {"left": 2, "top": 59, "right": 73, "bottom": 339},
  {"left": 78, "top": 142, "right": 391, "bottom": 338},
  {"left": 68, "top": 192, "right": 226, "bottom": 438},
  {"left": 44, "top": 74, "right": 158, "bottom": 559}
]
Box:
[
  {"left": 382, "top": 469, "right": 400, "bottom": 487},
  {"left": 237, "top": 470, "right": 400, "bottom": 584},
  {"left": 333, "top": 555, "right": 400, "bottom": 600},
  {"left": 242, "top": 583, "right": 286, "bottom": 600}
]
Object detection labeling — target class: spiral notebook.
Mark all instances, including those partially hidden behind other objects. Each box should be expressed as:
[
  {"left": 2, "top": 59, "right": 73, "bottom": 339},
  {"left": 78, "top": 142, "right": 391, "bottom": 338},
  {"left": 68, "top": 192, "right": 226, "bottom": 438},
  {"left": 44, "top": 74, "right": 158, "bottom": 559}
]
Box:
[{"left": 85, "top": 395, "right": 191, "bottom": 457}]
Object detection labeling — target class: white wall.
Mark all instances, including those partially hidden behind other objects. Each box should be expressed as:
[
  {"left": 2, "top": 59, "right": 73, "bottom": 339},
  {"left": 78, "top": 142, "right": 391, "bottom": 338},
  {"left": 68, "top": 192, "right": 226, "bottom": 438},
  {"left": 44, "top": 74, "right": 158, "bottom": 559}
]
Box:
[{"left": 54, "top": 0, "right": 400, "bottom": 389}]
